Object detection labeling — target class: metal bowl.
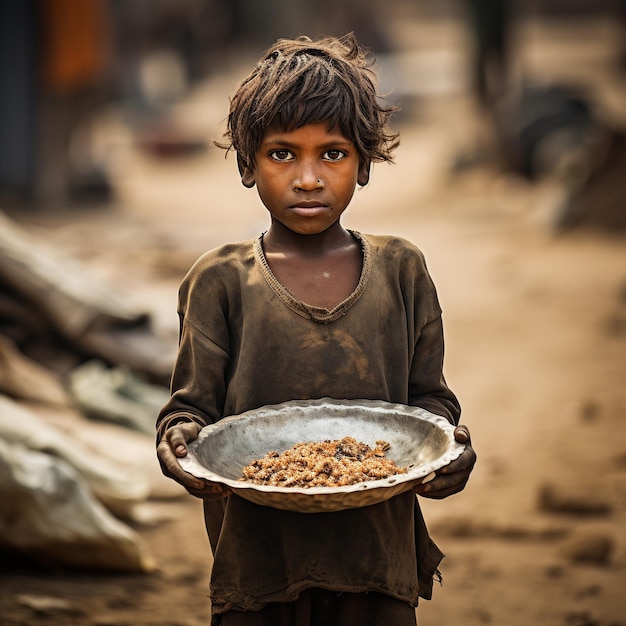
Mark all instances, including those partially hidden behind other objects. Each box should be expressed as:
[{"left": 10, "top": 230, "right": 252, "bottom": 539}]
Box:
[{"left": 179, "top": 398, "right": 464, "bottom": 513}]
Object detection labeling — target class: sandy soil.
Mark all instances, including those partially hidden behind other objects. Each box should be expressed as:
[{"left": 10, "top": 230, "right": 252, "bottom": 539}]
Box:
[{"left": 1, "top": 17, "right": 626, "bottom": 626}]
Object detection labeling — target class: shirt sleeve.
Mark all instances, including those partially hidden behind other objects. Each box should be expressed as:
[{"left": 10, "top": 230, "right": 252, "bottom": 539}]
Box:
[
  {"left": 408, "top": 314, "right": 461, "bottom": 425},
  {"left": 397, "top": 239, "right": 461, "bottom": 425},
  {"left": 155, "top": 252, "right": 233, "bottom": 443},
  {"left": 155, "top": 315, "right": 229, "bottom": 442}
]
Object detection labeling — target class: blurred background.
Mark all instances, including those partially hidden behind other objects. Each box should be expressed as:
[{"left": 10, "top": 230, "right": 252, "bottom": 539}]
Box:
[
  {"left": 2, "top": 0, "right": 625, "bottom": 215},
  {"left": 1, "top": 1, "right": 625, "bottom": 625}
]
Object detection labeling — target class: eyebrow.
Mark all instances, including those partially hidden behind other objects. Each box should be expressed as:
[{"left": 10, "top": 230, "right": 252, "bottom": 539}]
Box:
[{"left": 261, "top": 135, "right": 354, "bottom": 149}]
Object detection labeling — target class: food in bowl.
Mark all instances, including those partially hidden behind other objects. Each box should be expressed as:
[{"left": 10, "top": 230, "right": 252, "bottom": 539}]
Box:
[{"left": 240, "top": 436, "right": 407, "bottom": 487}]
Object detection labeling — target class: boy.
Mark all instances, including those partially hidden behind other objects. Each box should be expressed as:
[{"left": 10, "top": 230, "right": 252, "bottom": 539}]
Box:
[{"left": 157, "top": 33, "right": 476, "bottom": 625}]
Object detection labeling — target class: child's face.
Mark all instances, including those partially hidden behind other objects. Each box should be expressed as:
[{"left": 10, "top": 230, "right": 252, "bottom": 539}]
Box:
[{"left": 240, "top": 121, "right": 370, "bottom": 236}]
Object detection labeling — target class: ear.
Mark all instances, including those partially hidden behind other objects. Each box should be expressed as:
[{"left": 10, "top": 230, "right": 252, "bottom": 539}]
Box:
[
  {"left": 357, "top": 160, "right": 371, "bottom": 187},
  {"left": 237, "top": 154, "right": 256, "bottom": 188}
]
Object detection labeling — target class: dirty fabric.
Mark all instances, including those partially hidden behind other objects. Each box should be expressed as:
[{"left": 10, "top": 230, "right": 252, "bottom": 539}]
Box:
[{"left": 157, "top": 231, "right": 460, "bottom": 613}]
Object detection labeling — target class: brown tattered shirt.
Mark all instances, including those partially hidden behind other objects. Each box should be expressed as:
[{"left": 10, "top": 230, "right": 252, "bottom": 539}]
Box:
[{"left": 157, "top": 231, "right": 461, "bottom": 614}]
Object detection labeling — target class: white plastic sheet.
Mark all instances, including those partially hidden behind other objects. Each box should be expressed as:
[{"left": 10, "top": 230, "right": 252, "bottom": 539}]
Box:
[
  {"left": 0, "top": 438, "right": 155, "bottom": 571},
  {"left": 0, "top": 395, "right": 149, "bottom": 517}
]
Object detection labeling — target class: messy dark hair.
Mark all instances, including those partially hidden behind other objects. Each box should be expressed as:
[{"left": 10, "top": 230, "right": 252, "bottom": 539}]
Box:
[{"left": 218, "top": 33, "right": 399, "bottom": 171}]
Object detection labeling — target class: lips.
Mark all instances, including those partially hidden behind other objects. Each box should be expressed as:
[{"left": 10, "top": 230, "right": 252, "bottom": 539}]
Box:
[{"left": 289, "top": 200, "right": 327, "bottom": 209}]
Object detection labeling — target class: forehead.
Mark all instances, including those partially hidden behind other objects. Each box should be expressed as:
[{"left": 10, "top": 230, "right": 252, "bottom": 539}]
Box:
[{"left": 260, "top": 121, "right": 353, "bottom": 147}]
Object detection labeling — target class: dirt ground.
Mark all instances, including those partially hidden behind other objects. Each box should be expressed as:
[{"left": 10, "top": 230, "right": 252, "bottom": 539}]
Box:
[{"left": 1, "top": 15, "right": 626, "bottom": 626}]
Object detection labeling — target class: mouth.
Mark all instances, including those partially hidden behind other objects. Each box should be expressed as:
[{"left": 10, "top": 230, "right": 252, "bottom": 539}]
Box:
[
  {"left": 289, "top": 201, "right": 327, "bottom": 210},
  {"left": 288, "top": 200, "right": 332, "bottom": 217}
]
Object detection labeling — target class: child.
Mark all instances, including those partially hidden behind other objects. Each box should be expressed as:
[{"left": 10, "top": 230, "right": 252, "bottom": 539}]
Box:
[{"left": 157, "top": 33, "right": 476, "bottom": 626}]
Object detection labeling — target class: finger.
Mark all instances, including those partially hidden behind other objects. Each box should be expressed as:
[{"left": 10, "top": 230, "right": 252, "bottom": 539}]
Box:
[
  {"left": 425, "top": 466, "right": 469, "bottom": 490},
  {"left": 176, "top": 471, "right": 206, "bottom": 492},
  {"left": 416, "top": 472, "right": 470, "bottom": 499},
  {"left": 165, "top": 424, "right": 192, "bottom": 446},
  {"left": 438, "top": 446, "right": 477, "bottom": 475},
  {"left": 454, "top": 425, "right": 471, "bottom": 443},
  {"left": 188, "top": 484, "right": 233, "bottom": 499},
  {"left": 157, "top": 441, "right": 205, "bottom": 490},
  {"left": 443, "top": 455, "right": 465, "bottom": 472},
  {"left": 164, "top": 423, "right": 201, "bottom": 457},
  {"left": 421, "top": 471, "right": 437, "bottom": 484}
]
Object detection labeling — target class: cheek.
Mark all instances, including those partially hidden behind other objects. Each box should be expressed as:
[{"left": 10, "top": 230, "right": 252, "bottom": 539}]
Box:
[
  {"left": 254, "top": 168, "right": 282, "bottom": 194},
  {"left": 255, "top": 179, "right": 283, "bottom": 210},
  {"left": 333, "top": 169, "right": 359, "bottom": 199}
]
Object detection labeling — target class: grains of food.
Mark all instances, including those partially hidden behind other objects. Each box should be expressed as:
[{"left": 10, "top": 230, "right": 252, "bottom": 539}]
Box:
[{"left": 240, "top": 436, "right": 407, "bottom": 487}]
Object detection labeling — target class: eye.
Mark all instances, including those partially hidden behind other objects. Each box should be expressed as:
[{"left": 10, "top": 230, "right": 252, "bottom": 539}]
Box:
[
  {"left": 323, "top": 149, "right": 347, "bottom": 161},
  {"left": 269, "top": 149, "right": 294, "bottom": 161}
]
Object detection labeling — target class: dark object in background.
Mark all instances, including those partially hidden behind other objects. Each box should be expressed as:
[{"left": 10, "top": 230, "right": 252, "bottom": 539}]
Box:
[
  {"left": 0, "top": 0, "right": 115, "bottom": 208},
  {"left": 496, "top": 83, "right": 626, "bottom": 232},
  {"left": 502, "top": 84, "right": 595, "bottom": 180},
  {"left": 462, "top": 0, "right": 513, "bottom": 107}
]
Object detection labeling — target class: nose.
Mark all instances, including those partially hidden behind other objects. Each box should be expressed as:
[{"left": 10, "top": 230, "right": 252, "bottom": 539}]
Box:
[{"left": 293, "top": 161, "right": 323, "bottom": 191}]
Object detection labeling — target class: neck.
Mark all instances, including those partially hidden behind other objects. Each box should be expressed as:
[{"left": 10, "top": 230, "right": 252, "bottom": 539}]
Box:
[{"left": 263, "top": 221, "right": 353, "bottom": 257}]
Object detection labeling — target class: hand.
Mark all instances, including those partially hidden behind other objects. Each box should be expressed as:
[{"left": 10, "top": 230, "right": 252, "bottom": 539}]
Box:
[
  {"left": 413, "top": 424, "right": 476, "bottom": 500},
  {"left": 157, "top": 422, "right": 232, "bottom": 499}
]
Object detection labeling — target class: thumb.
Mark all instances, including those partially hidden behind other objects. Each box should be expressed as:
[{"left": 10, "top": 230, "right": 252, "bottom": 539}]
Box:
[{"left": 454, "top": 425, "right": 470, "bottom": 443}]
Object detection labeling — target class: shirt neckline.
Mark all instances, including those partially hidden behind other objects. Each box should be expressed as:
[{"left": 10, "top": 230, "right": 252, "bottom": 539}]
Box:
[{"left": 253, "top": 230, "right": 371, "bottom": 324}]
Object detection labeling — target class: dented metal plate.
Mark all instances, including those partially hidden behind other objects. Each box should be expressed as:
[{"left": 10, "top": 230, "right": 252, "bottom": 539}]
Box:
[{"left": 179, "top": 398, "right": 464, "bottom": 513}]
